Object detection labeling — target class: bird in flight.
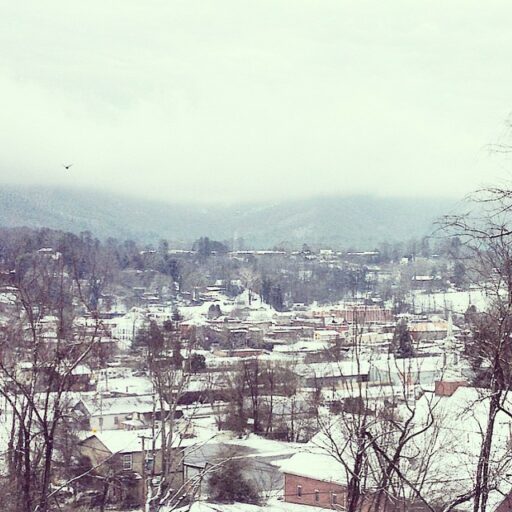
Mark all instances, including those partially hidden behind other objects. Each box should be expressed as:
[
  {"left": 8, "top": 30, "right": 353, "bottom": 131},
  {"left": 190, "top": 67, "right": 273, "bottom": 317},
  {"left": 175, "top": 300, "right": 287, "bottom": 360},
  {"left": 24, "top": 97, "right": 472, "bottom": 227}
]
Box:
[{"left": 63, "top": 163, "right": 73, "bottom": 170}]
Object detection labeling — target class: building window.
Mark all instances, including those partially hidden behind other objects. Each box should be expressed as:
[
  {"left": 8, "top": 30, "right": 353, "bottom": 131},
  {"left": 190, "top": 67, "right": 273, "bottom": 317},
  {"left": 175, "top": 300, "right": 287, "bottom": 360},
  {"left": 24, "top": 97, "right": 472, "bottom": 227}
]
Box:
[
  {"left": 296, "top": 485, "right": 302, "bottom": 497},
  {"left": 315, "top": 490, "right": 320, "bottom": 502},
  {"left": 114, "top": 416, "right": 119, "bottom": 425},
  {"left": 332, "top": 493, "right": 337, "bottom": 505},
  {"left": 122, "top": 454, "right": 133, "bottom": 471}
]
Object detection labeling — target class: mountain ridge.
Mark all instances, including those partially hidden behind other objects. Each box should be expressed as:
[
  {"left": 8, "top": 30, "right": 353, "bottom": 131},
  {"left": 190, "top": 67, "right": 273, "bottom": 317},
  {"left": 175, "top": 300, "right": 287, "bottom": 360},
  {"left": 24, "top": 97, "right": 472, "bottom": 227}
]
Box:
[{"left": 0, "top": 185, "right": 457, "bottom": 249}]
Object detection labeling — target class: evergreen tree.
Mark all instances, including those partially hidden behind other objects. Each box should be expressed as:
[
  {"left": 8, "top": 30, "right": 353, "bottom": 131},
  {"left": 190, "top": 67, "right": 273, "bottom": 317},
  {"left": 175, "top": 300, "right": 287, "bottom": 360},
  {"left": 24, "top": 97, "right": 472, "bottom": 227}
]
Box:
[
  {"left": 171, "top": 338, "right": 183, "bottom": 369},
  {"left": 172, "top": 306, "right": 183, "bottom": 322},
  {"left": 452, "top": 261, "right": 466, "bottom": 288},
  {"left": 261, "top": 277, "right": 272, "bottom": 304},
  {"left": 392, "top": 320, "right": 414, "bottom": 358},
  {"left": 189, "top": 353, "right": 206, "bottom": 372},
  {"left": 133, "top": 320, "right": 164, "bottom": 355},
  {"left": 271, "top": 284, "right": 284, "bottom": 311},
  {"left": 209, "top": 458, "right": 260, "bottom": 504}
]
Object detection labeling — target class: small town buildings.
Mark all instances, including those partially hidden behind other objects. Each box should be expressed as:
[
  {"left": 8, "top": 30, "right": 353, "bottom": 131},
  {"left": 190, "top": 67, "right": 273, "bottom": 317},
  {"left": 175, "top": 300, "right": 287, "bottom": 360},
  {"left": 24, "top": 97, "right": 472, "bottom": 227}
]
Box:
[
  {"left": 16, "top": 361, "right": 93, "bottom": 392},
  {"left": 79, "top": 429, "right": 184, "bottom": 507},
  {"left": 408, "top": 319, "right": 457, "bottom": 342},
  {"left": 108, "top": 310, "right": 145, "bottom": 349},
  {"left": 74, "top": 394, "right": 175, "bottom": 431},
  {"left": 282, "top": 382, "right": 512, "bottom": 511},
  {"left": 312, "top": 305, "right": 393, "bottom": 325}
]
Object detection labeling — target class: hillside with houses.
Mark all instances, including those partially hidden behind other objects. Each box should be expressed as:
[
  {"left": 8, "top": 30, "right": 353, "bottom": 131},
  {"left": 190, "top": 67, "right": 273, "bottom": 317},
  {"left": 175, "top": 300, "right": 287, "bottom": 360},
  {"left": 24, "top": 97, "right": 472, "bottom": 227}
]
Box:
[
  {"left": 3, "top": 1, "right": 512, "bottom": 510},
  {"left": 0, "top": 219, "right": 509, "bottom": 512}
]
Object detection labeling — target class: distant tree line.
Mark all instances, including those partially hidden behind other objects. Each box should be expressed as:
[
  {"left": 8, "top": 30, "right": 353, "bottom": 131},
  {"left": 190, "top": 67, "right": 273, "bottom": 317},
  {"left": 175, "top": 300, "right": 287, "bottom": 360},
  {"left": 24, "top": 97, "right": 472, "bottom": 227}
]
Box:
[{"left": 0, "top": 227, "right": 467, "bottom": 313}]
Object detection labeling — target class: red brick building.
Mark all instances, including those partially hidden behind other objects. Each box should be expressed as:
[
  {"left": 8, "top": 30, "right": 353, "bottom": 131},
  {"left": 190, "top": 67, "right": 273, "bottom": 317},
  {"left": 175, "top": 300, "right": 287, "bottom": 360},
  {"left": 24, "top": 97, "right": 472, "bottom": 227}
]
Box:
[
  {"left": 280, "top": 450, "right": 349, "bottom": 510},
  {"left": 284, "top": 472, "right": 346, "bottom": 510},
  {"left": 280, "top": 448, "right": 463, "bottom": 511}
]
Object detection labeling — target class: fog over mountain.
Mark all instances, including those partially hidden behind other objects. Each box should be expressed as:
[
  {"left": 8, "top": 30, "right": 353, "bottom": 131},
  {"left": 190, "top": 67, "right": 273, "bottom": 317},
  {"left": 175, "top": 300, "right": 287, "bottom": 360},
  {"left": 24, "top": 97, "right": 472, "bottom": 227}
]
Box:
[
  {"left": 1, "top": 1, "right": 511, "bottom": 204},
  {"left": 0, "top": 186, "right": 456, "bottom": 249}
]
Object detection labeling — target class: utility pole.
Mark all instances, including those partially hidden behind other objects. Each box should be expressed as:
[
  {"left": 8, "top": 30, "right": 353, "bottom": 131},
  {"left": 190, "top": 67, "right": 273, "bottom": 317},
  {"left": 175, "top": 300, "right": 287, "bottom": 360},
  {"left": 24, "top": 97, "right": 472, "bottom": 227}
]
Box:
[{"left": 139, "top": 434, "right": 153, "bottom": 512}]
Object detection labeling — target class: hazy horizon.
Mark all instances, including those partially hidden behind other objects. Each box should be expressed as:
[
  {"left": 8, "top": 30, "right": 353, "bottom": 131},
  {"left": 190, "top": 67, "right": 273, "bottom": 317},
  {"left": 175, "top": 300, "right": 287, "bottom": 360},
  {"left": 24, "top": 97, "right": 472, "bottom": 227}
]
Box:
[
  {"left": 2, "top": 1, "right": 512, "bottom": 203},
  {"left": 0, "top": 182, "right": 465, "bottom": 208}
]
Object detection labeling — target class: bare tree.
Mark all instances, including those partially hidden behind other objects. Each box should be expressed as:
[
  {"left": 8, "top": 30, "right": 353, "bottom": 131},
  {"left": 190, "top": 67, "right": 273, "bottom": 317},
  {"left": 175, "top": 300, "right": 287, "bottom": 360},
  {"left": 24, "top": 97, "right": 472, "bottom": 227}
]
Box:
[
  {"left": 0, "top": 242, "right": 109, "bottom": 512},
  {"left": 440, "top": 185, "right": 512, "bottom": 512}
]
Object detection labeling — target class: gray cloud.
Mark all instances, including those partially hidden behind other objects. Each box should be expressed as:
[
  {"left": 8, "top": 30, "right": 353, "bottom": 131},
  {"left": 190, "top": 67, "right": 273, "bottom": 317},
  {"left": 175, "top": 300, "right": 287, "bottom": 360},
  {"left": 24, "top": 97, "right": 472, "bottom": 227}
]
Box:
[{"left": 1, "top": 0, "right": 511, "bottom": 203}]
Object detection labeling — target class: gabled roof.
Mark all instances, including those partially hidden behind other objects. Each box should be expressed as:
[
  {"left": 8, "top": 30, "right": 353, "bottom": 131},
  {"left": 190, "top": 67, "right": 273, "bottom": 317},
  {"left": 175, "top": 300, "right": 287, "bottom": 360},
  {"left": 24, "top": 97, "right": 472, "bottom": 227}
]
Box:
[
  {"left": 82, "top": 430, "right": 149, "bottom": 454},
  {"left": 81, "top": 427, "right": 195, "bottom": 455}
]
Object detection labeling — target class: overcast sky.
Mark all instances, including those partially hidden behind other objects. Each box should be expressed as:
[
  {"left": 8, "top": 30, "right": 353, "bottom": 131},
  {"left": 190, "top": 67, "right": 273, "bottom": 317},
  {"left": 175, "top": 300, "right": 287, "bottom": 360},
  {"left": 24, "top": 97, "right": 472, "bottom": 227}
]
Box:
[{"left": 1, "top": 1, "right": 512, "bottom": 203}]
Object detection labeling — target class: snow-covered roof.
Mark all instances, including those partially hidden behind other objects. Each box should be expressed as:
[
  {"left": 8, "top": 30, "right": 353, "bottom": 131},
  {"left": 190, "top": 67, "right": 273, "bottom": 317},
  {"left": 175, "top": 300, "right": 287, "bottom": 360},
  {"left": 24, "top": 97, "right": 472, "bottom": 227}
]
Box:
[
  {"left": 79, "top": 394, "right": 168, "bottom": 416},
  {"left": 178, "top": 501, "right": 327, "bottom": 512},
  {"left": 370, "top": 355, "right": 444, "bottom": 374},
  {"left": 82, "top": 426, "right": 200, "bottom": 454},
  {"left": 279, "top": 450, "right": 346, "bottom": 485},
  {"left": 273, "top": 340, "right": 332, "bottom": 353},
  {"left": 295, "top": 360, "right": 370, "bottom": 379},
  {"left": 71, "top": 365, "right": 91, "bottom": 376},
  {"left": 281, "top": 388, "right": 512, "bottom": 510},
  {"left": 96, "top": 375, "right": 153, "bottom": 395},
  {"left": 83, "top": 429, "right": 161, "bottom": 454}
]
